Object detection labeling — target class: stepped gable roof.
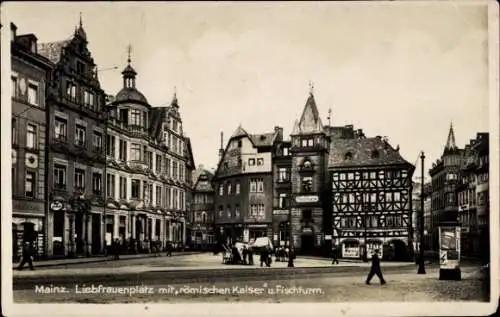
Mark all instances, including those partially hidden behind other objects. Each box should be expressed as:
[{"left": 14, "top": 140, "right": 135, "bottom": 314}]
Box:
[
  {"left": 328, "top": 136, "right": 411, "bottom": 168},
  {"left": 37, "top": 40, "right": 71, "bottom": 64}
]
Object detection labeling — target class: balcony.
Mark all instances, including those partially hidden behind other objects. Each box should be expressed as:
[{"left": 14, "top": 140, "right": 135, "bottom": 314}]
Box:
[
  {"left": 74, "top": 186, "right": 86, "bottom": 195},
  {"left": 74, "top": 139, "right": 87, "bottom": 149}
]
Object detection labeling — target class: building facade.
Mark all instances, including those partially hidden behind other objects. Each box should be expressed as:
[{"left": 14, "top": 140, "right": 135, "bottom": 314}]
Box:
[
  {"left": 189, "top": 168, "right": 216, "bottom": 250},
  {"left": 212, "top": 90, "right": 415, "bottom": 260},
  {"left": 213, "top": 126, "right": 282, "bottom": 245},
  {"left": 328, "top": 129, "right": 414, "bottom": 260},
  {"left": 412, "top": 182, "right": 432, "bottom": 255},
  {"left": 271, "top": 138, "right": 292, "bottom": 247},
  {"left": 37, "top": 21, "right": 108, "bottom": 258},
  {"left": 11, "top": 23, "right": 53, "bottom": 260},
  {"left": 289, "top": 93, "right": 332, "bottom": 255},
  {"left": 105, "top": 54, "right": 194, "bottom": 252},
  {"left": 456, "top": 133, "right": 489, "bottom": 260},
  {"left": 429, "top": 124, "right": 463, "bottom": 252}
]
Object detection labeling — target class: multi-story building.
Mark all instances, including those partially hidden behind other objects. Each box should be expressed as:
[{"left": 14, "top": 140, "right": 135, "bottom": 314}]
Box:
[
  {"left": 105, "top": 52, "right": 194, "bottom": 251},
  {"left": 213, "top": 126, "right": 282, "bottom": 245},
  {"left": 456, "top": 133, "right": 489, "bottom": 259},
  {"left": 328, "top": 128, "right": 414, "bottom": 260},
  {"left": 422, "top": 183, "right": 432, "bottom": 250},
  {"left": 213, "top": 88, "right": 415, "bottom": 260},
  {"left": 38, "top": 20, "right": 108, "bottom": 257},
  {"left": 189, "top": 168, "right": 216, "bottom": 250},
  {"left": 289, "top": 93, "right": 332, "bottom": 255},
  {"left": 429, "top": 124, "right": 463, "bottom": 252},
  {"left": 271, "top": 137, "right": 292, "bottom": 247},
  {"left": 411, "top": 181, "right": 432, "bottom": 256},
  {"left": 11, "top": 23, "right": 53, "bottom": 260}
]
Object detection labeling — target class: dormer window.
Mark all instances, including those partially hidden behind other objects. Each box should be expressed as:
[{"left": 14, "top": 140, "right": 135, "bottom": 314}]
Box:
[
  {"left": 76, "top": 61, "right": 85, "bottom": 75},
  {"left": 344, "top": 152, "right": 353, "bottom": 160},
  {"left": 371, "top": 150, "right": 380, "bottom": 159}
]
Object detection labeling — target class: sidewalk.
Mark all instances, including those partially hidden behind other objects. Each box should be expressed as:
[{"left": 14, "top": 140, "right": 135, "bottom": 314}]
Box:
[{"left": 12, "top": 251, "right": 201, "bottom": 269}]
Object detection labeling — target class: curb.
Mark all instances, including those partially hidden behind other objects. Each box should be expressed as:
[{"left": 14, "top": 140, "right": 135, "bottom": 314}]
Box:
[{"left": 13, "top": 252, "right": 202, "bottom": 269}]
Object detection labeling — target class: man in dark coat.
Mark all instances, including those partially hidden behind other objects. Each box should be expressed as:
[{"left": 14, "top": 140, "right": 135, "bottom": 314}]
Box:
[
  {"left": 366, "top": 249, "right": 386, "bottom": 285},
  {"left": 331, "top": 246, "right": 339, "bottom": 264},
  {"left": 17, "top": 241, "right": 35, "bottom": 270},
  {"left": 260, "top": 248, "right": 268, "bottom": 267}
]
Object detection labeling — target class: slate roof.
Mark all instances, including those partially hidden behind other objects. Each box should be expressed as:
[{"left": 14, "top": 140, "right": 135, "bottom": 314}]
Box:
[
  {"left": 37, "top": 40, "right": 71, "bottom": 64},
  {"left": 328, "top": 137, "right": 411, "bottom": 168},
  {"left": 292, "top": 93, "right": 323, "bottom": 135},
  {"left": 194, "top": 170, "right": 214, "bottom": 192},
  {"left": 115, "top": 87, "right": 149, "bottom": 104},
  {"left": 249, "top": 133, "right": 275, "bottom": 147},
  {"left": 150, "top": 107, "right": 168, "bottom": 139}
]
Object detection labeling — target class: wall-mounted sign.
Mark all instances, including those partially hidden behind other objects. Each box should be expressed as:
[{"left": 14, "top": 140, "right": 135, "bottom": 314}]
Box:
[
  {"left": 295, "top": 195, "right": 319, "bottom": 203},
  {"left": 343, "top": 246, "right": 360, "bottom": 258},
  {"left": 302, "top": 227, "right": 313, "bottom": 234},
  {"left": 50, "top": 201, "right": 64, "bottom": 211},
  {"left": 324, "top": 235, "right": 332, "bottom": 240},
  {"left": 273, "top": 209, "right": 290, "bottom": 215}
]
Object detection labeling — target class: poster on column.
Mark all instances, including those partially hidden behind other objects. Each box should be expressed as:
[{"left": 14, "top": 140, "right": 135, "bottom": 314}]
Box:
[
  {"left": 439, "top": 226, "right": 461, "bottom": 270},
  {"left": 105, "top": 232, "right": 112, "bottom": 246}
]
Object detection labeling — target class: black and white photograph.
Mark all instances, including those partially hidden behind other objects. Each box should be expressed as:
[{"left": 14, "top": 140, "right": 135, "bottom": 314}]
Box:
[{"left": 1, "top": 1, "right": 499, "bottom": 316}]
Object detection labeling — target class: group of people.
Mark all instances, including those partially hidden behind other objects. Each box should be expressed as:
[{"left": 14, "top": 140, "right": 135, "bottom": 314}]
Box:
[{"left": 16, "top": 240, "right": 387, "bottom": 285}]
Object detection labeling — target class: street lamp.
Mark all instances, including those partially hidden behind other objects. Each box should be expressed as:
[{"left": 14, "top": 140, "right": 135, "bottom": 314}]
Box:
[
  {"left": 417, "top": 151, "right": 427, "bottom": 274},
  {"left": 288, "top": 211, "right": 294, "bottom": 267}
]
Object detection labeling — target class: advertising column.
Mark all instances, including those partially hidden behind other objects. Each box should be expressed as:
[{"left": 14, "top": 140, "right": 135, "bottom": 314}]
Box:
[{"left": 439, "top": 222, "right": 461, "bottom": 280}]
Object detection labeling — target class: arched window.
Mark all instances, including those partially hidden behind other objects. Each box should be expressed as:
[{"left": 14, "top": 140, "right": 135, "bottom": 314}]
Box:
[
  {"left": 371, "top": 150, "right": 380, "bottom": 159},
  {"left": 344, "top": 152, "right": 353, "bottom": 160}
]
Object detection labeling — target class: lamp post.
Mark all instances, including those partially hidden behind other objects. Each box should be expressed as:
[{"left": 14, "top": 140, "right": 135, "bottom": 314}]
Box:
[
  {"left": 417, "top": 151, "right": 426, "bottom": 274},
  {"left": 288, "top": 208, "right": 294, "bottom": 267}
]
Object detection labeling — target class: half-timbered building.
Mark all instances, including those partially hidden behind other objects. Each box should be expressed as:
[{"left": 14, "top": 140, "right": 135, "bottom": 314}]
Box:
[{"left": 328, "top": 129, "right": 414, "bottom": 260}]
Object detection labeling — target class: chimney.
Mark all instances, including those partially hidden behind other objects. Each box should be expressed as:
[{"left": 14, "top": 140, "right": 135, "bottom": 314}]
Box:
[
  {"left": 10, "top": 23, "right": 17, "bottom": 41},
  {"left": 274, "top": 126, "right": 283, "bottom": 140},
  {"left": 218, "top": 132, "right": 224, "bottom": 161}
]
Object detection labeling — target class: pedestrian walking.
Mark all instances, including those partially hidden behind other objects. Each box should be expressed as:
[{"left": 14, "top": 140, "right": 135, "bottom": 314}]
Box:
[
  {"left": 260, "top": 248, "right": 268, "bottom": 267},
  {"left": 331, "top": 246, "right": 339, "bottom": 264},
  {"left": 17, "top": 241, "right": 35, "bottom": 271},
  {"left": 366, "top": 249, "right": 386, "bottom": 285},
  {"left": 166, "top": 241, "right": 173, "bottom": 256},
  {"left": 113, "top": 238, "right": 120, "bottom": 260}
]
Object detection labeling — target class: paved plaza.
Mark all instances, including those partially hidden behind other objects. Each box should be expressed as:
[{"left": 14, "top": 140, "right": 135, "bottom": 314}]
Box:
[{"left": 12, "top": 253, "right": 489, "bottom": 303}]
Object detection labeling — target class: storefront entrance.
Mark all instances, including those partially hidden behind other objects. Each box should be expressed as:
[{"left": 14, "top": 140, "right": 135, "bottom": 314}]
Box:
[{"left": 300, "top": 234, "right": 314, "bottom": 253}]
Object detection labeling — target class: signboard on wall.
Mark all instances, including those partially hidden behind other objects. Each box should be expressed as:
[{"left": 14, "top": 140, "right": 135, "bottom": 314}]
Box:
[
  {"left": 366, "top": 242, "right": 383, "bottom": 259},
  {"left": 295, "top": 195, "right": 319, "bottom": 203},
  {"left": 243, "top": 229, "right": 249, "bottom": 243},
  {"left": 439, "top": 226, "right": 461, "bottom": 270},
  {"left": 342, "top": 244, "right": 360, "bottom": 258}
]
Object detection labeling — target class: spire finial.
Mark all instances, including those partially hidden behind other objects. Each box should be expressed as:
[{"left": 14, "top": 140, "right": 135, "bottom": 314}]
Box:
[
  {"left": 79, "top": 12, "right": 83, "bottom": 28},
  {"left": 308, "top": 81, "right": 314, "bottom": 95},
  {"left": 445, "top": 120, "right": 457, "bottom": 150},
  {"left": 327, "top": 108, "right": 332, "bottom": 126},
  {"left": 127, "top": 45, "right": 132, "bottom": 65}
]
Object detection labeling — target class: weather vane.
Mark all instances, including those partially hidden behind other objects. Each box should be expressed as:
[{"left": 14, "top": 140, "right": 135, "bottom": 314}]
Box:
[
  {"left": 127, "top": 45, "right": 132, "bottom": 65},
  {"left": 308, "top": 81, "right": 314, "bottom": 95}
]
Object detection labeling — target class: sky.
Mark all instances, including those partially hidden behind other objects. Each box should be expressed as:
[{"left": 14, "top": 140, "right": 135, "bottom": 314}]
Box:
[{"left": 3, "top": 1, "right": 491, "bottom": 179}]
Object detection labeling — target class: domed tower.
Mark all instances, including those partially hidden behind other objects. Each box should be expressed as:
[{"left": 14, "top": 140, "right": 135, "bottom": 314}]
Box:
[{"left": 110, "top": 46, "right": 150, "bottom": 141}]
